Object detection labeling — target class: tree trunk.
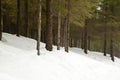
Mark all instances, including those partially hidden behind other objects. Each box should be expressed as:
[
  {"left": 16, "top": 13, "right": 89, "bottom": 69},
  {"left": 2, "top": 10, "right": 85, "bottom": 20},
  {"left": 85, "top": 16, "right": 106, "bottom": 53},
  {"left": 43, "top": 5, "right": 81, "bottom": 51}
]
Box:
[
  {"left": 64, "top": 17, "right": 67, "bottom": 49},
  {"left": 0, "top": 0, "right": 2, "bottom": 40},
  {"left": 63, "top": 18, "right": 66, "bottom": 47},
  {"left": 103, "top": 26, "right": 107, "bottom": 56},
  {"left": 53, "top": 29, "right": 56, "bottom": 45},
  {"left": 81, "top": 31, "right": 84, "bottom": 49},
  {"left": 70, "top": 38, "right": 73, "bottom": 47},
  {"left": 84, "top": 20, "right": 88, "bottom": 54},
  {"left": 88, "top": 35, "right": 90, "bottom": 50},
  {"left": 64, "top": 1, "right": 67, "bottom": 52},
  {"left": 110, "top": 26, "right": 114, "bottom": 62},
  {"left": 60, "top": 18, "right": 64, "bottom": 47},
  {"left": 64, "top": 0, "right": 70, "bottom": 52},
  {"left": 45, "top": 0, "right": 53, "bottom": 51},
  {"left": 37, "top": 0, "right": 42, "bottom": 55},
  {"left": 110, "top": 4, "right": 115, "bottom": 62},
  {"left": 16, "top": 0, "right": 20, "bottom": 37},
  {"left": 57, "top": 0, "right": 61, "bottom": 50},
  {"left": 24, "top": 0, "right": 29, "bottom": 37},
  {"left": 66, "top": 0, "right": 70, "bottom": 52}
]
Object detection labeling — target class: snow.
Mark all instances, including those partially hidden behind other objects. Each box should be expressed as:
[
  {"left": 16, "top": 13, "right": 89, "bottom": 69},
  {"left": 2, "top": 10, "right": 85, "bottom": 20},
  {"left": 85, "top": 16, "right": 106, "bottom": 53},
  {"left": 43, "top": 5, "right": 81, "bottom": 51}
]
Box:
[{"left": 0, "top": 33, "right": 120, "bottom": 80}]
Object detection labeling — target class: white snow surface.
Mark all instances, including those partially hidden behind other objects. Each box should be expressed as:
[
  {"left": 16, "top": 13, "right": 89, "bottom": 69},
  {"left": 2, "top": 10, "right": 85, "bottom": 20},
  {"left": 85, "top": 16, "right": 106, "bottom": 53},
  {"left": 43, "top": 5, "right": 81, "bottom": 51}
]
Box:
[{"left": 0, "top": 33, "right": 120, "bottom": 80}]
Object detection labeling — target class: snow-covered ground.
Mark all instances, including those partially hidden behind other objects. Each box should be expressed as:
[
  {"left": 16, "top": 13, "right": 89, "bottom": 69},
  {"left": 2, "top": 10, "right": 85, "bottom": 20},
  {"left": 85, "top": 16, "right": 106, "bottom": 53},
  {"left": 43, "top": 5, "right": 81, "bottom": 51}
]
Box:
[{"left": 0, "top": 33, "right": 120, "bottom": 80}]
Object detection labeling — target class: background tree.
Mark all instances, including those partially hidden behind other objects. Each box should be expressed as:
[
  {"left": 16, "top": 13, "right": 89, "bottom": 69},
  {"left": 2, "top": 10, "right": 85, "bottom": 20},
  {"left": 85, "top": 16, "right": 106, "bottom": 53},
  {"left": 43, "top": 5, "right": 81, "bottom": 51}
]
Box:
[
  {"left": 84, "top": 19, "right": 88, "bottom": 54},
  {"left": 45, "top": 0, "right": 53, "bottom": 51},
  {"left": 16, "top": 0, "right": 20, "bottom": 36},
  {"left": 37, "top": 0, "right": 42, "bottom": 55},
  {"left": 0, "top": 0, "right": 2, "bottom": 40},
  {"left": 57, "top": 0, "right": 61, "bottom": 50},
  {"left": 24, "top": 0, "right": 29, "bottom": 37}
]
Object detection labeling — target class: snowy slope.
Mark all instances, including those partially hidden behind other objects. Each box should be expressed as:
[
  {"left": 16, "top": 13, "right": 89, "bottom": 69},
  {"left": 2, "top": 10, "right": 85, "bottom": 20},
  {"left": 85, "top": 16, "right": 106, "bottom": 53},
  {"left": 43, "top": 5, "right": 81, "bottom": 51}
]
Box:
[{"left": 0, "top": 33, "right": 120, "bottom": 80}]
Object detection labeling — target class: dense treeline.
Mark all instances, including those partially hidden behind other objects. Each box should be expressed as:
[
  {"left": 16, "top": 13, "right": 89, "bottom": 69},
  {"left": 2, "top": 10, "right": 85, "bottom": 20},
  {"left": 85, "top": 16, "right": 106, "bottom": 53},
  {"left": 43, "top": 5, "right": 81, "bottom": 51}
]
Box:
[{"left": 0, "top": 0, "right": 120, "bottom": 61}]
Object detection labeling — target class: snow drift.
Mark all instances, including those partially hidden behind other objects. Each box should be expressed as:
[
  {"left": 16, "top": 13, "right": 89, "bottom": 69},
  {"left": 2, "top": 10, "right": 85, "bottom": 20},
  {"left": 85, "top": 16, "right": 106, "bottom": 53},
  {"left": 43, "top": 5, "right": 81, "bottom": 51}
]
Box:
[{"left": 0, "top": 33, "right": 120, "bottom": 80}]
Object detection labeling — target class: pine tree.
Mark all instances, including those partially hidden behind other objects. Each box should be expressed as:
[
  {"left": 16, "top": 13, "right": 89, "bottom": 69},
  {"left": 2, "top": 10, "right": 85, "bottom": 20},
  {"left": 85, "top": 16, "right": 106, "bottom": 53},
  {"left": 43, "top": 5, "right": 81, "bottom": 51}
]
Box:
[
  {"left": 110, "top": 26, "right": 114, "bottom": 61},
  {"left": 45, "top": 0, "right": 53, "bottom": 51},
  {"left": 88, "top": 35, "right": 91, "bottom": 50},
  {"left": 57, "top": 0, "right": 61, "bottom": 50},
  {"left": 84, "top": 19, "right": 88, "bottom": 54},
  {"left": 16, "top": 0, "right": 20, "bottom": 37},
  {"left": 24, "top": 0, "right": 29, "bottom": 37},
  {"left": 81, "top": 30, "right": 84, "bottom": 49},
  {"left": 103, "top": 25, "right": 107, "bottom": 56},
  {"left": 0, "top": 0, "right": 2, "bottom": 40},
  {"left": 64, "top": 0, "right": 70, "bottom": 52},
  {"left": 37, "top": 0, "right": 42, "bottom": 55}
]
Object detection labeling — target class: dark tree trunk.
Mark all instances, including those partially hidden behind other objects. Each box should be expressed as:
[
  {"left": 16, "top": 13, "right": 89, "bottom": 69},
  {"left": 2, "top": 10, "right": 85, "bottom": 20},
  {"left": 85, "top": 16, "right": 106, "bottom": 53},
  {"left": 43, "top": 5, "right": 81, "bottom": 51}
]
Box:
[
  {"left": 70, "top": 38, "right": 73, "bottom": 47},
  {"left": 16, "top": 0, "right": 20, "bottom": 37},
  {"left": 63, "top": 1, "right": 68, "bottom": 49},
  {"left": 110, "top": 4, "right": 115, "bottom": 62},
  {"left": 44, "top": 27, "right": 46, "bottom": 42},
  {"left": 0, "top": 0, "right": 2, "bottom": 40},
  {"left": 24, "top": 0, "right": 29, "bottom": 37},
  {"left": 63, "top": 18, "right": 66, "bottom": 47},
  {"left": 57, "top": 0, "right": 61, "bottom": 50},
  {"left": 37, "top": 0, "right": 42, "bottom": 55},
  {"left": 84, "top": 20, "right": 88, "bottom": 54},
  {"left": 60, "top": 18, "right": 65, "bottom": 47},
  {"left": 45, "top": 0, "right": 53, "bottom": 51},
  {"left": 66, "top": 0, "right": 70, "bottom": 52},
  {"left": 64, "top": 0, "right": 70, "bottom": 52},
  {"left": 103, "top": 3, "right": 109, "bottom": 56},
  {"left": 110, "top": 26, "right": 114, "bottom": 62},
  {"left": 88, "top": 35, "right": 91, "bottom": 50},
  {"left": 53, "top": 29, "right": 56, "bottom": 45},
  {"left": 81, "top": 31, "right": 84, "bottom": 49},
  {"left": 103, "top": 26, "right": 107, "bottom": 56},
  {"left": 64, "top": 17, "right": 68, "bottom": 52}
]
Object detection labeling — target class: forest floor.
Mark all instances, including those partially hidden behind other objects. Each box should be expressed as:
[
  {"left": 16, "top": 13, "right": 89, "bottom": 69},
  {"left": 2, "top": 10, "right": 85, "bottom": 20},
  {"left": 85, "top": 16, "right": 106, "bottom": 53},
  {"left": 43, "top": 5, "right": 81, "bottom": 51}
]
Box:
[{"left": 0, "top": 33, "right": 120, "bottom": 80}]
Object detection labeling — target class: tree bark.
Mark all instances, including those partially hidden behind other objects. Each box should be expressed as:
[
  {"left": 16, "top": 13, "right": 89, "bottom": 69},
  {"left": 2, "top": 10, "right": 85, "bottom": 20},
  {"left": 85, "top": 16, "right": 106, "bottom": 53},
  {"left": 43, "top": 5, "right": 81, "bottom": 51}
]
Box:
[
  {"left": 45, "top": 0, "right": 53, "bottom": 51},
  {"left": 110, "top": 4, "right": 115, "bottom": 62},
  {"left": 84, "top": 19, "right": 88, "bottom": 54},
  {"left": 16, "top": 0, "right": 20, "bottom": 37},
  {"left": 24, "top": 0, "right": 29, "bottom": 37},
  {"left": 57, "top": 0, "right": 61, "bottom": 50},
  {"left": 81, "top": 31, "right": 84, "bottom": 49},
  {"left": 66, "top": 0, "right": 70, "bottom": 52},
  {"left": 0, "top": 0, "right": 2, "bottom": 40},
  {"left": 64, "top": 0, "right": 67, "bottom": 51},
  {"left": 65, "top": 0, "right": 70, "bottom": 52},
  {"left": 53, "top": 29, "right": 56, "bottom": 45},
  {"left": 64, "top": 17, "right": 67, "bottom": 49},
  {"left": 70, "top": 38, "right": 73, "bottom": 47},
  {"left": 60, "top": 18, "right": 64, "bottom": 47},
  {"left": 88, "top": 35, "right": 90, "bottom": 50},
  {"left": 37, "top": 0, "right": 42, "bottom": 55},
  {"left": 103, "top": 26, "right": 107, "bottom": 56},
  {"left": 110, "top": 26, "right": 114, "bottom": 62}
]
